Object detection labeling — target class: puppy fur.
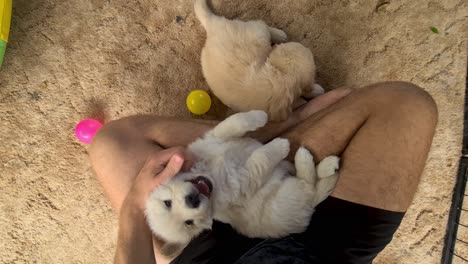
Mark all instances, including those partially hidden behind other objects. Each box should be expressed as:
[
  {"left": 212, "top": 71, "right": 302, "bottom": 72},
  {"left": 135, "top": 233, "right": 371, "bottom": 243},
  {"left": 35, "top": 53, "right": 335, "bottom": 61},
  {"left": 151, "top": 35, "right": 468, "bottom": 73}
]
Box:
[
  {"left": 194, "top": 0, "right": 324, "bottom": 121},
  {"left": 146, "top": 111, "right": 339, "bottom": 257}
]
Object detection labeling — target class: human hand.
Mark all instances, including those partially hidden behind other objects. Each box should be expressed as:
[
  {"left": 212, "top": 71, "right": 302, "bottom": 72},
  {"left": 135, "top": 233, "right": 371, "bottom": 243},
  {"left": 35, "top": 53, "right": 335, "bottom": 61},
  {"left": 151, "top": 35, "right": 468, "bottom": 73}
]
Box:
[
  {"left": 122, "top": 147, "right": 194, "bottom": 213},
  {"left": 115, "top": 147, "right": 193, "bottom": 264}
]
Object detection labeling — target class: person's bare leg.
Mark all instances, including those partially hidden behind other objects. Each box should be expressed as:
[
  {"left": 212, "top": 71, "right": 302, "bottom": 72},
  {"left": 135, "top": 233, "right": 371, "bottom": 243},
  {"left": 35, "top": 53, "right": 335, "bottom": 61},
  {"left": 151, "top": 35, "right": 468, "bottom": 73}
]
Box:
[{"left": 284, "top": 81, "right": 438, "bottom": 212}]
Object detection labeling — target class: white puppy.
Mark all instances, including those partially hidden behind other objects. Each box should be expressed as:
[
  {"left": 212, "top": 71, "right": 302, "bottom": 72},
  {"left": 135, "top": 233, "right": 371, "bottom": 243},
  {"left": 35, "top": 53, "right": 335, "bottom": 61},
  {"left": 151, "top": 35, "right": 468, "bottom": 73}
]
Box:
[
  {"left": 146, "top": 111, "right": 339, "bottom": 257},
  {"left": 194, "top": 0, "right": 324, "bottom": 121}
]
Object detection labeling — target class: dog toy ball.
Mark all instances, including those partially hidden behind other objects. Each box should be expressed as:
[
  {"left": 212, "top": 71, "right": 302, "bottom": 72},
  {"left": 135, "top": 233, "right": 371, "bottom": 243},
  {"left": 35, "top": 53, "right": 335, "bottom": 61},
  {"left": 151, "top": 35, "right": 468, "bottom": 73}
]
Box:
[
  {"left": 75, "top": 119, "right": 103, "bottom": 144},
  {"left": 0, "top": 0, "right": 12, "bottom": 67},
  {"left": 186, "top": 90, "right": 212, "bottom": 115}
]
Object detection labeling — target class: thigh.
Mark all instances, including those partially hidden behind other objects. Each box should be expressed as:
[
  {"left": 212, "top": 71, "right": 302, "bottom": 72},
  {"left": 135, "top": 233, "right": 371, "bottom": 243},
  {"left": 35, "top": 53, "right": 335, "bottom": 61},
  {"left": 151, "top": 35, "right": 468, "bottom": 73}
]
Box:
[
  {"left": 283, "top": 81, "right": 438, "bottom": 212},
  {"left": 89, "top": 117, "right": 165, "bottom": 213},
  {"left": 281, "top": 82, "right": 437, "bottom": 263}
]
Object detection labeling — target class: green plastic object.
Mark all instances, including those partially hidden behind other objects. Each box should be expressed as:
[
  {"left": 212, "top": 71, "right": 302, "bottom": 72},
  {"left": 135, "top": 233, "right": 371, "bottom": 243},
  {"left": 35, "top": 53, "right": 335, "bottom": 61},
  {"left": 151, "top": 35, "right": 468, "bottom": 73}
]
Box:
[
  {"left": 0, "top": 39, "right": 6, "bottom": 67},
  {"left": 0, "top": 0, "right": 12, "bottom": 68}
]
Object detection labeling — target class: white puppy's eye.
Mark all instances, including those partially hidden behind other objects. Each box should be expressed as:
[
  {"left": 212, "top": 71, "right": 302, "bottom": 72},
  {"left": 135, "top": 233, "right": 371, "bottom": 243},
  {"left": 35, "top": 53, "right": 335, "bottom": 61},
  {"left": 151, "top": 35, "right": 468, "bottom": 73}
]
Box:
[
  {"left": 185, "top": 220, "right": 194, "bottom": 226},
  {"left": 164, "top": 200, "right": 172, "bottom": 208}
]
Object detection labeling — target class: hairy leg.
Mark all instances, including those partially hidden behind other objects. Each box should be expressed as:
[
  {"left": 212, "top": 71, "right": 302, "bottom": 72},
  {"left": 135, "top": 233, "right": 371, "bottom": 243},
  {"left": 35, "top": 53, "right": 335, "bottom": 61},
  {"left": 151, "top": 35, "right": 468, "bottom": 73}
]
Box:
[{"left": 284, "top": 81, "right": 438, "bottom": 212}]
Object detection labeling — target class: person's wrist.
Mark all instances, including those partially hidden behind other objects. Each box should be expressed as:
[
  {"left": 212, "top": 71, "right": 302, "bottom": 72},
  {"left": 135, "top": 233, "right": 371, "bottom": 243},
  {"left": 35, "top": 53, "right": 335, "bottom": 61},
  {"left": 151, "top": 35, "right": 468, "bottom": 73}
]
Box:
[
  {"left": 122, "top": 188, "right": 147, "bottom": 214},
  {"left": 120, "top": 200, "right": 147, "bottom": 230}
]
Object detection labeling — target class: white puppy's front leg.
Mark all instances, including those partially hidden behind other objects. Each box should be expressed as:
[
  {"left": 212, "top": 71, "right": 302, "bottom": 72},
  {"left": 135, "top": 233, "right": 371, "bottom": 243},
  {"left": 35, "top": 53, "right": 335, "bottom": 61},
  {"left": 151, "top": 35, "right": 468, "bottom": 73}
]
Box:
[
  {"left": 294, "top": 147, "right": 317, "bottom": 185},
  {"left": 245, "top": 138, "right": 290, "bottom": 189},
  {"left": 207, "top": 110, "right": 267, "bottom": 140},
  {"left": 314, "top": 156, "right": 340, "bottom": 205},
  {"left": 317, "top": 156, "right": 340, "bottom": 179}
]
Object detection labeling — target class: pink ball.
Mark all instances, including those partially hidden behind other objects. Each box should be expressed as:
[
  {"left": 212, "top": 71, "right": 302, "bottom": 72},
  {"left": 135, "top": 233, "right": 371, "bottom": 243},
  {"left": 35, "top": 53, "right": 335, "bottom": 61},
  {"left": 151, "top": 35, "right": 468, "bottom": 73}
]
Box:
[{"left": 75, "top": 119, "right": 103, "bottom": 144}]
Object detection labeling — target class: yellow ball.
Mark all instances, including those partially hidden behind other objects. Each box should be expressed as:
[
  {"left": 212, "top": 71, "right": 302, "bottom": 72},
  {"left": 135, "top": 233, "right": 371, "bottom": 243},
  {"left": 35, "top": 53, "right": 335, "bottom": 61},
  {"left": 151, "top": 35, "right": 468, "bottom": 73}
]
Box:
[{"left": 186, "top": 90, "right": 212, "bottom": 115}]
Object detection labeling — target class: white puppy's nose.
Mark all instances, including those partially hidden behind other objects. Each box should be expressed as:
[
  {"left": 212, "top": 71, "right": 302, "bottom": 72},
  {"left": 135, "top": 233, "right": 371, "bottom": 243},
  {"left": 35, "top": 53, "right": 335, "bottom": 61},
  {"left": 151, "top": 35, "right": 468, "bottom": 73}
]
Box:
[{"left": 185, "top": 193, "right": 200, "bottom": 208}]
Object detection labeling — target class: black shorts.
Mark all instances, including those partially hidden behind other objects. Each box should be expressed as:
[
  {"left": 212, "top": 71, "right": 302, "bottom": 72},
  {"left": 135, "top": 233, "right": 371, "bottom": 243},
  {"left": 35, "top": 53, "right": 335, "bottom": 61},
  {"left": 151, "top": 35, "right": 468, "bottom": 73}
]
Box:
[{"left": 171, "top": 197, "right": 405, "bottom": 264}]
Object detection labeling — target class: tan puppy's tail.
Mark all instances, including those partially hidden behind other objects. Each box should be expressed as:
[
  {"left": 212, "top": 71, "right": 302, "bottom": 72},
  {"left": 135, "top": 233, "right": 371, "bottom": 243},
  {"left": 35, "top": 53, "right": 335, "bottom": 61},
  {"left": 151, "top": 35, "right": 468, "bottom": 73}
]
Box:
[{"left": 194, "top": 0, "right": 215, "bottom": 29}]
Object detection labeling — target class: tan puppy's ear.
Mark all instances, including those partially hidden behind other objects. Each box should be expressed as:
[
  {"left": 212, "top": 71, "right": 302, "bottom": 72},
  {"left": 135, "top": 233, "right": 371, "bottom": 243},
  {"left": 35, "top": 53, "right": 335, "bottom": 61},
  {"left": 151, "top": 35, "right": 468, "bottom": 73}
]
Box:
[{"left": 153, "top": 234, "right": 185, "bottom": 258}]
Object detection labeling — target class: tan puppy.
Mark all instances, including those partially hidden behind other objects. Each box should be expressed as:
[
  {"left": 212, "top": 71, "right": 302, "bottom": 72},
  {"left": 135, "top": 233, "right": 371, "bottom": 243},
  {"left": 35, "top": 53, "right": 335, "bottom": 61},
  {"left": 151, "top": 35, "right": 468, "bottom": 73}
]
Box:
[{"left": 195, "top": 0, "right": 323, "bottom": 121}]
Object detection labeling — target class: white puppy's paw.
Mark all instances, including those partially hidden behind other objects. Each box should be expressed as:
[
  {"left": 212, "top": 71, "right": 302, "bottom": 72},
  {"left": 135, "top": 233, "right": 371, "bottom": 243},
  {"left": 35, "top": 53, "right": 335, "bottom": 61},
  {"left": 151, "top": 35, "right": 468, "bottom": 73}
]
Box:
[
  {"left": 317, "top": 156, "right": 340, "bottom": 179},
  {"left": 210, "top": 111, "right": 268, "bottom": 139},
  {"left": 294, "top": 147, "right": 317, "bottom": 182},
  {"left": 240, "top": 110, "right": 268, "bottom": 130},
  {"left": 316, "top": 173, "right": 339, "bottom": 200},
  {"left": 295, "top": 147, "right": 314, "bottom": 165},
  {"left": 269, "top": 138, "right": 290, "bottom": 158}
]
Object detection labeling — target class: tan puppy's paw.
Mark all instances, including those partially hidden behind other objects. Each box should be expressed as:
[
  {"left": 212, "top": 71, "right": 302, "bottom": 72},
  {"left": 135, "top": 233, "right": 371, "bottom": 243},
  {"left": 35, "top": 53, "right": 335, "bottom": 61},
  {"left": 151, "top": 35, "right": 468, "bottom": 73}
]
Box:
[
  {"left": 268, "top": 27, "right": 287, "bottom": 44},
  {"left": 312, "top": 84, "right": 325, "bottom": 96},
  {"left": 303, "top": 84, "right": 325, "bottom": 99}
]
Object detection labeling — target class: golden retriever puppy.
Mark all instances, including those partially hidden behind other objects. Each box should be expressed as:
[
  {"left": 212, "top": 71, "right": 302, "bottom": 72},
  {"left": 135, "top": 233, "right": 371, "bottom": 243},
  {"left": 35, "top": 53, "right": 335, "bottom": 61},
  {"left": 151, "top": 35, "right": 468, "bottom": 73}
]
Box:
[
  {"left": 146, "top": 111, "right": 339, "bottom": 257},
  {"left": 194, "top": 0, "right": 323, "bottom": 121}
]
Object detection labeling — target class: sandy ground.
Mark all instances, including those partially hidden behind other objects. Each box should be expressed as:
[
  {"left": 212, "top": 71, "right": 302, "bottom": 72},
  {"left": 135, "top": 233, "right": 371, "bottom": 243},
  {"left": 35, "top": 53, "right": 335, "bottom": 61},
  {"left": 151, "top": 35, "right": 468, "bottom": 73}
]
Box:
[{"left": 0, "top": 0, "right": 467, "bottom": 263}]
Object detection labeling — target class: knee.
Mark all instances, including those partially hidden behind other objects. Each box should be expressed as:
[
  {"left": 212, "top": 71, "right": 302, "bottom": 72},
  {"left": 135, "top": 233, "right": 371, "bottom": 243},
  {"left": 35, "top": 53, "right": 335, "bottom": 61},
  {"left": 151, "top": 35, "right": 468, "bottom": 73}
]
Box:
[
  {"left": 366, "top": 81, "right": 438, "bottom": 127},
  {"left": 89, "top": 117, "right": 141, "bottom": 168}
]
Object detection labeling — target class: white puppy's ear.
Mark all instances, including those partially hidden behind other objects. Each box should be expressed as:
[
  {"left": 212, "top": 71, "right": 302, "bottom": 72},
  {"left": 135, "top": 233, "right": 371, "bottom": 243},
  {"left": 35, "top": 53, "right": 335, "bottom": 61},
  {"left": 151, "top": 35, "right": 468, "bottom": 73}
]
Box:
[{"left": 153, "top": 234, "right": 185, "bottom": 258}]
